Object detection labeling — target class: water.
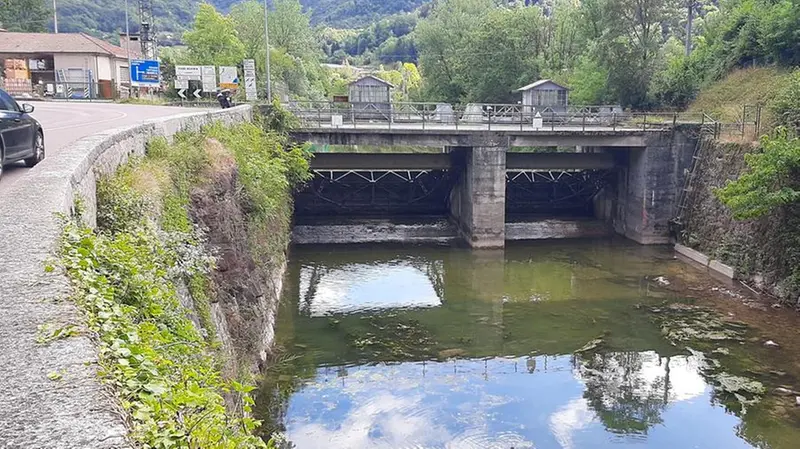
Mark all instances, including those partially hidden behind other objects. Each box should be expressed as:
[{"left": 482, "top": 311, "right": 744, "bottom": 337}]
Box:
[{"left": 257, "top": 239, "right": 800, "bottom": 449}]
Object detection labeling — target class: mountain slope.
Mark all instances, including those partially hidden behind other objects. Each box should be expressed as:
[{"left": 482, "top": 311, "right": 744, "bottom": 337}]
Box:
[{"left": 56, "top": 0, "right": 428, "bottom": 40}]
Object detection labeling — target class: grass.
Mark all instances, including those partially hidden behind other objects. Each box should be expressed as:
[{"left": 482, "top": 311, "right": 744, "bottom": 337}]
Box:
[{"left": 687, "top": 67, "right": 792, "bottom": 127}]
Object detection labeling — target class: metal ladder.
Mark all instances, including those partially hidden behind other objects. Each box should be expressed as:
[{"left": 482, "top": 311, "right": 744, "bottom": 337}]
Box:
[{"left": 673, "top": 134, "right": 707, "bottom": 226}]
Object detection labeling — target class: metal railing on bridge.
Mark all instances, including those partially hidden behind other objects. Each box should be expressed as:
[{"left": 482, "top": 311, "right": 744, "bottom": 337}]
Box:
[{"left": 283, "top": 101, "right": 713, "bottom": 132}]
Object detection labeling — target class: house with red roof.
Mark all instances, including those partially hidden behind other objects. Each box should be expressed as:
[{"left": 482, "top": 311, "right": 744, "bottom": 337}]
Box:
[{"left": 0, "top": 32, "right": 142, "bottom": 98}]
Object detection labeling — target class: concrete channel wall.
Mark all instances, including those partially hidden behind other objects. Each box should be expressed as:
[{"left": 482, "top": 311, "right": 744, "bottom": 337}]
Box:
[{"left": 0, "top": 105, "right": 252, "bottom": 448}]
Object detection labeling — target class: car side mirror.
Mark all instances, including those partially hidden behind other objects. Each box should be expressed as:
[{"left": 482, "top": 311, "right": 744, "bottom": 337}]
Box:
[{"left": 22, "top": 103, "right": 35, "bottom": 113}]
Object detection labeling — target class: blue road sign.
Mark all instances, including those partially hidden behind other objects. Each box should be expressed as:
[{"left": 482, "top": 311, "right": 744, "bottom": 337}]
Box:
[{"left": 130, "top": 59, "right": 160, "bottom": 87}]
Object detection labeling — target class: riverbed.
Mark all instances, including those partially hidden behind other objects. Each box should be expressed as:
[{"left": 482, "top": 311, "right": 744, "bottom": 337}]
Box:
[{"left": 256, "top": 239, "right": 800, "bottom": 449}]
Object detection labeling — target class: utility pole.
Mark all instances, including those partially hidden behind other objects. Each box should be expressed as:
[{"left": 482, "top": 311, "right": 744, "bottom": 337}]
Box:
[
  {"left": 125, "top": 0, "right": 132, "bottom": 95},
  {"left": 53, "top": 0, "right": 58, "bottom": 33},
  {"left": 685, "top": 1, "right": 693, "bottom": 56},
  {"left": 264, "top": 0, "right": 272, "bottom": 102}
]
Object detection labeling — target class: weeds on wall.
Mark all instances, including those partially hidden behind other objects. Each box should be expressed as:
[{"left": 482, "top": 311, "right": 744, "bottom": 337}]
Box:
[
  {"left": 714, "top": 130, "right": 800, "bottom": 299},
  {"left": 57, "top": 119, "right": 310, "bottom": 448}
]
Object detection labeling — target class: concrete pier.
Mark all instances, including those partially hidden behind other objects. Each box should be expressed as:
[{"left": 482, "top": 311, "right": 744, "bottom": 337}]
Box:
[{"left": 448, "top": 146, "right": 508, "bottom": 248}]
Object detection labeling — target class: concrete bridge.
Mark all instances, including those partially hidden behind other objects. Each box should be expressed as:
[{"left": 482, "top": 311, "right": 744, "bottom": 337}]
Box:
[{"left": 285, "top": 112, "right": 703, "bottom": 248}]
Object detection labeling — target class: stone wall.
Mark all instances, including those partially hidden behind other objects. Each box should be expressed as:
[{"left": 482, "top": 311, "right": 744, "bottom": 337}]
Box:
[
  {"left": 678, "top": 139, "right": 800, "bottom": 303},
  {"left": 0, "top": 106, "right": 252, "bottom": 448}
]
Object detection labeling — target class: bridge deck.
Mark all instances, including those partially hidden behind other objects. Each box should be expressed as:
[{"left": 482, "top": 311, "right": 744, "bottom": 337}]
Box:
[
  {"left": 293, "top": 126, "right": 653, "bottom": 148},
  {"left": 309, "top": 152, "right": 616, "bottom": 170}
]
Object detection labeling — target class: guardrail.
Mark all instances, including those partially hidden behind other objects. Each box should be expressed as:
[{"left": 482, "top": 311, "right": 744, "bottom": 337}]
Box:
[{"left": 282, "top": 101, "right": 714, "bottom": 132}]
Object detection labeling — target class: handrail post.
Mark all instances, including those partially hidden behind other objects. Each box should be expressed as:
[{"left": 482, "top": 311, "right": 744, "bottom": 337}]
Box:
[
  {"left": 582, "top": 111, "right": 586, "bottom": 132},
  {"left": 488, "top": 108, "right": 492, "bottom": 131},
  {"left": 612, "top": 112, "right": 616, "bottom": 132},
  {"left": 422, "top": 107, "right": 426, "bottom": 130},
  {"left": 673, "top": 112, "right": 677, "bottom": 128},
  {"left": 642, "top": 112, "right": 647, "bottom": 131},
  {"left": 551, "top": 110, "right": 555, "bottom": 131}
]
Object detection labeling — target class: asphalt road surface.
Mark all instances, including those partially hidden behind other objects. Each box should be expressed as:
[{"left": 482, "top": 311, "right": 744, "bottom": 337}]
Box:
[{"left": 0, "top": 101, "right": 203, "bottom": 193}]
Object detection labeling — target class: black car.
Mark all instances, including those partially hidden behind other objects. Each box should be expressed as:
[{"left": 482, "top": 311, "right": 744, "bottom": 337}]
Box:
[{"left": 0, "top": 88, "right": 45, "bottom": 181}]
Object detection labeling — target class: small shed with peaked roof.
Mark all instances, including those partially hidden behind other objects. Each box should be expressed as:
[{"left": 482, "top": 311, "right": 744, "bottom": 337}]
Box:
[
  {"left": 348, "top": 75, "right": 395, "bottom": 119},
  {"left": 517, "top": 79, "right": 569, "bottom": 112},
  {"left": 348, "top": 75, "right": 394, "bottom": 105}
]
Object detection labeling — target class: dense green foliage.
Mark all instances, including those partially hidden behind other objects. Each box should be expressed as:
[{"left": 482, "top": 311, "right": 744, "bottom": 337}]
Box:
[
  {"left": 172, "top": 0, "right": 329, "bottom": 100},
  {"left": 183, "top": 4, "right": 246, "bottom": 66},
  {"left": 0, "top": 0, "right": 49, "bottom": 32},
  {"left": 769, "top": 70, "right": 800, "bottom": 130},
  {"left": 410, "top": 0, "right": 800, "bottom": 107},
  {"left": 320, "top": 13, "right": 418, "bottom": 64},
  {"left": 300, "top": 0, "right": 425, "bottom": 27},
  {"left": 716, "top": 131, "right": 800, "bottom": 219},
  {"left": 58, "top": 121, "right": 309, "bottom": 448}
]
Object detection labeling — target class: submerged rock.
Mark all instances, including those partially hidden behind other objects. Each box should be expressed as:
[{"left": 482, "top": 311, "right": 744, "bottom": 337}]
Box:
[
  {"left": 774, "top": 387, "right": 799, "bottom": 396},
  {"left": 764, "top": 340, "right": 780, "bottom": 348},
  {"left": 438, "top": 348, "right": 466, "bottom": 359},
  {"left": 575, "top": 338, "right": 604, "bottom": 354}
]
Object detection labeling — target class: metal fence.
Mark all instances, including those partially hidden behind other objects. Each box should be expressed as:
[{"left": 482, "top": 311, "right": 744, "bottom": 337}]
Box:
[
  {"left": 7, "top": 81, "right": 125, "bottom": 101},
  {"left": 283, "top": 101, "right": 730, "bottom": 132}
]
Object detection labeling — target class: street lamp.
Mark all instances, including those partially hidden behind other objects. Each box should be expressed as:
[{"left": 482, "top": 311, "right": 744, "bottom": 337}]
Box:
[{"left": 53, "top": 0, "right": 58, "bottom": 33}]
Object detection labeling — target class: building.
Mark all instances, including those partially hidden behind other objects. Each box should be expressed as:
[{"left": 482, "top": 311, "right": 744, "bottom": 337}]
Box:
[
  {"left": 0, "top": 32, "right": 140, "bottom": 99},
  {"left": 517, "top": 79, "right": 569, "bottom": 114},
  {"left": 348, "top": 75, "right": 394, "bottom": 119}
]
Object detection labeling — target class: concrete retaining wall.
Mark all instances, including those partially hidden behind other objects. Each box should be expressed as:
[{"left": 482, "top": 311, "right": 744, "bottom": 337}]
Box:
[
  {"left": 675, "top": 243, "right": 738, "bottom": 280},
  {"left": 0, "top": 105, "right": 252, "bottom": 448}
]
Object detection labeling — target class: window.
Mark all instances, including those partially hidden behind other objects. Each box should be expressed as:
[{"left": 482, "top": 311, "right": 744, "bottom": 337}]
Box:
[
  {"left": 557, "top": 90, "right": 567, "bottom": 106},
  {"left": 0, "top": 90, "right": 20, "bottom": 112}
]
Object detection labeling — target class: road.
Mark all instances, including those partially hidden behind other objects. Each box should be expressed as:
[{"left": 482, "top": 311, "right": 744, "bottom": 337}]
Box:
[{"left": 0, "top": 102, "right": 203, "bottom": 192}]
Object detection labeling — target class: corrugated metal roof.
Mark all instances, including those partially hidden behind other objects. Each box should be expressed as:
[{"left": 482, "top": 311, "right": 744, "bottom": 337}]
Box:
[
  {"left": 516, "top": 79, "right": 568, "bottom": 91},
  {"left": 348, "top": 74, "right": 395, "bottom": 88},
  {"left": 0, "top": 32, "right": 138, "bottom": 58}
]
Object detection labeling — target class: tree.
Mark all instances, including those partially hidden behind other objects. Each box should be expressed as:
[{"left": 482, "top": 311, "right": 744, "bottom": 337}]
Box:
[
  {"left": 0, "top": 0, "right": 49, "bottom": 32},
  {"left": 415, "top": 0, "right": 494, "bottom": 102},
  {"left": 268, "top": 0, "right": 317, "bottom": 60},
  {"left": 229, "top": 1, "right": 266, "bottom": 61},
  {"left": 183, "top": 3, "right": 245, "bottom": 67},
  {"left": 716, "top": 130, "right": 800, "bottom": 219}
]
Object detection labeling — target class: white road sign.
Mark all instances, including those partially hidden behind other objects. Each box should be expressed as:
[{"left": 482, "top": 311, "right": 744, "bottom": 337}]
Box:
[
  {"left": 243, "top": 59, "right": 257, "bottom": 101},
  {"left": 175, "top": 65, "right": 201, "bottom": 80},
  {"left": 219, "top": 66, "right": 239, "bottom": 89},
  {"left": 174, "top": 79, "right": 189, "bottom": 90},
  {"left": 201, "top": 66, "right": 216, "bottom": 92}
]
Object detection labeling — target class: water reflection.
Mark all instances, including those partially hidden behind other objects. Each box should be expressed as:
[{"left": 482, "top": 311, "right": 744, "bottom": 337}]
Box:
[
  {"left": 283, "top": 353, "right": 748, "bottom": 449},
  {"left": 260, "top": 241, "right": 799, "bottom": 448}
]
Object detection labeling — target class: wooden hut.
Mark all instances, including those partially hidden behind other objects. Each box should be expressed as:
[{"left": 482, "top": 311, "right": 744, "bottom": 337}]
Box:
[
  {"left": 348, "top": 75, "right": 394, "bottom": 119},
  {"left": 516, "top": 79, "right": 569, "bottom": 114}
]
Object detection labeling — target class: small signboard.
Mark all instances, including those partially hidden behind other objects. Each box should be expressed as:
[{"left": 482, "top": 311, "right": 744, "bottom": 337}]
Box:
[
  {"left": 243, "top": 59, "right": 256, "bottom": 101},
  {"left": 130, "top": 59, "right": 160, "bottom": 87},
  {"left": 175, "top": 65, "right": 202, "bottom": 80},
  {"left": 174, "top": 79, "right": 189, "bottom": 90},
  {"left": 201, "top": 66, "right": 217, "bottom": 92},
  {"left": 219, "top": 66, "right": 239, "bottom": 89}
]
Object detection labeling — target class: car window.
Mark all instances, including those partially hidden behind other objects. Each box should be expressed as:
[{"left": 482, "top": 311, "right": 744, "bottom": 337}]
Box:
[{"left": 0, "top": 90, "right": 20, "bottom": 112}]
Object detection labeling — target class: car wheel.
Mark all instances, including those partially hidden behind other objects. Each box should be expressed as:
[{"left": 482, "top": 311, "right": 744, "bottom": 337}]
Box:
[{"left": 25, "top": 131, "right": 45, "bottom": 167}]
